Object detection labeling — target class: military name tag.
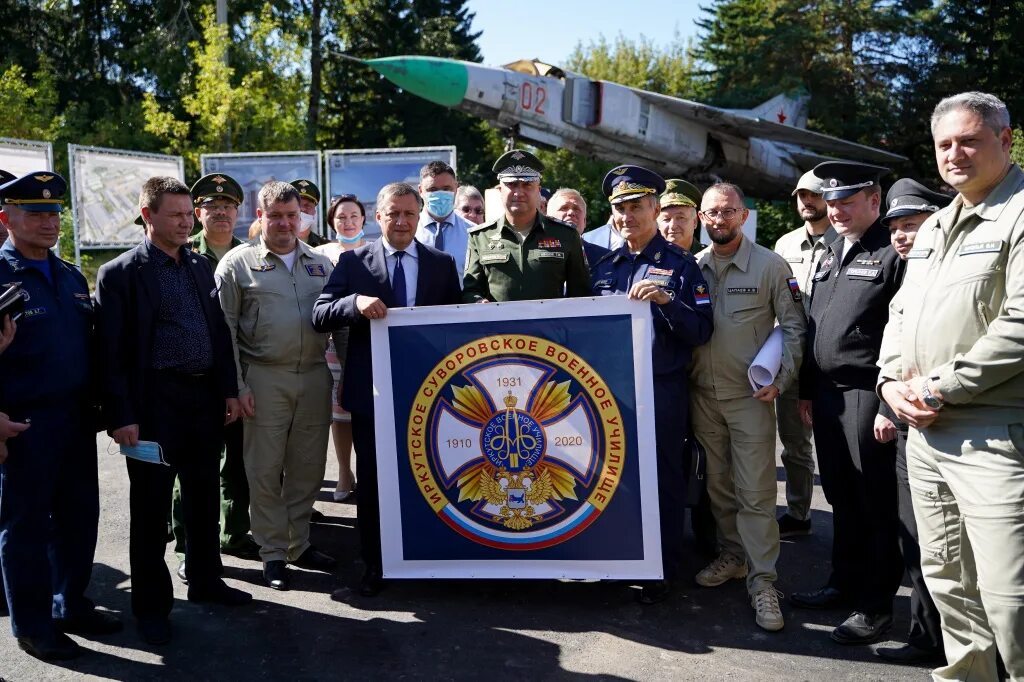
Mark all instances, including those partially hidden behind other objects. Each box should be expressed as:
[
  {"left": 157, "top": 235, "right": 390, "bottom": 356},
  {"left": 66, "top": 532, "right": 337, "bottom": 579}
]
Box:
[
  {"left": 250, "top": 263, "right": 276, "bottom": 272},
  {"left": 727, "top": 287, "right": 758, "bottom": 294},
  {"left": 785, "top": 256, "right": 804, "bottom": 264},
  {"left": 305, "top": 263, "right": 327, "bottom": 277},
  {"left": 907, "top": 248, "right": 932, "bottom": 259},
  {"left": 481, "top": 252, "right": 511, "bottom": 264},
  {"left": 958, "top": 241, "right": 1003, "bottom": 256},
  {"left": 847, "top": 267, "right": 881, "bottom": 279},
  {"left": 530, "top": 250, "right": 565, "bottom": 261},
  {"left": 647, "top": 275, "right": 671, "bottom": 286}
]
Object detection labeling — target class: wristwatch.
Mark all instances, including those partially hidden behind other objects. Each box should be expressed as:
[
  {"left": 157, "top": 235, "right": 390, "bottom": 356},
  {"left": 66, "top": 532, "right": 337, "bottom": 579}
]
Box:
[{"left": 920, "top": 377, "right": 943, "bottom": 410}]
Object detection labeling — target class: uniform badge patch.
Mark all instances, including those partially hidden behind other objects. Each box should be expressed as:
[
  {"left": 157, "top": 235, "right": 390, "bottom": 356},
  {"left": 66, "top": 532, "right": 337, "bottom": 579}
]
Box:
[
  {"left": 694, "top": 284, "right": 711, "bottom": 305},
  {"left": 727, "top": 287, "right": 758, "bottom": 294},
  {"left": 537, "top": 238, "right": 562, "bottom": 249},
  {"left": 22, "top": 307, "right": 46, "bottom": 318},
  {"left": 958, "top": 241, "right": 1003, "bottom": 255},
  {"left": 647, "top": 267, "right": 673, "bottom": 276},
  {"left": 786, "top": 277, "right": 801, "bottom": 302},
  {"left": 73, "top": 292, "right": 90, "bottom": 301},
  {"left": 250, "top": 263, "right": 276, "bottom": 272},
  {"left": 305, "top": 263, "right": 327, "bottom": 277}
]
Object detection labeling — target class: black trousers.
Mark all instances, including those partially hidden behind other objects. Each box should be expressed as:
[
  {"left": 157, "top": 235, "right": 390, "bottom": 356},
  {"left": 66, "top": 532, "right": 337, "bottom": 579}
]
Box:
[
  {"left": 127, "top": 371, "right": 224, "bottom": 619},
  {"left": 351, "top": 411, "right": 381, "bottom": 575},
  {"left": 895, "top": 429, "right": 944, "bottom": 652},
  {"left": 812, "top": 385, "right": 902, "bottom": 616}
]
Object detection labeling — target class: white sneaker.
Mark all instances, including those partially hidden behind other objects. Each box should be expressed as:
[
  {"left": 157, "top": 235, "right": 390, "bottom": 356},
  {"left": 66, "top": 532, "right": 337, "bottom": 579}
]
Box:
[
  {"left": 695, "top": 553, "right": 748, "bottom": 587},
  {"left": 752, "top": 587, "right": 785, "bottom": 632}
]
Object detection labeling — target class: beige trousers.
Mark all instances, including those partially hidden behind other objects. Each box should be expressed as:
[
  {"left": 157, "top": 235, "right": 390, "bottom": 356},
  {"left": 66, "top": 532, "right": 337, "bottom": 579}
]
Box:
[
  {"left": 775, "top": 386, "right": 815, "bottom": 521},
  {"left": 908, "top": 422, "right": 1024, "bottom": 682},
  {"left": 692, "top": 391, "right": 780, "bottom": 594},
  {"left": 242, "top": 363, "right": 332, "bottom": 563}
]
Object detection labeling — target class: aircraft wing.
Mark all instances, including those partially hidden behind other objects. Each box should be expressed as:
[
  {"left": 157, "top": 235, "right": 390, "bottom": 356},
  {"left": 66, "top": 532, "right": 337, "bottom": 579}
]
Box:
[{"left": 631, "top": 89, "right": 906, "bottom": 164}]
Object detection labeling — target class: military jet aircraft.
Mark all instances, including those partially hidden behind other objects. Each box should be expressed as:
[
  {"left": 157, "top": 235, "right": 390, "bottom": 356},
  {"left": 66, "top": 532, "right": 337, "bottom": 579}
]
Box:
[{"left": 354, "top": 55, "right": 905, "bottom": 197}]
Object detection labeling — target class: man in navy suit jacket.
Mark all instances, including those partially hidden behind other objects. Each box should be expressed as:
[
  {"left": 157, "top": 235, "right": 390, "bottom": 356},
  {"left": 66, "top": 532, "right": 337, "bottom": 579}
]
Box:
[{"left": 312, "top": 182, "right": 461, "bottom": 596}]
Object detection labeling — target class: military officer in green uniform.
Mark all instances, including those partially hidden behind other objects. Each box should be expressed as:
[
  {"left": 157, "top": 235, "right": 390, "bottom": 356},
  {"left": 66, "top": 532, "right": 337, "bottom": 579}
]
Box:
[
  {"left": 462, "top": 150, "right": 592, "bottom": 302},
  {"left": 172, "top": 174, "right": 259, "bottom": 584},
  {"left": 657, "top": 178, "right": 706, "bottom": 254},
  {"left": 290, "top": 179, "right": 328, "bottom": 248}
]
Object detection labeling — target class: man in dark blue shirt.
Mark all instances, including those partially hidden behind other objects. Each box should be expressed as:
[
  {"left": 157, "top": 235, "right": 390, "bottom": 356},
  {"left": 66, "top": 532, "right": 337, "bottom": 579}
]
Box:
[
  {"left": 94, "top": 176, "right": 251, "bottom": 646},
  {"left": 590, "top": 165, "right": 714, "bottom": 604},
  {"left": 0, "top": 171, "right": 122, "bottom": 660}
]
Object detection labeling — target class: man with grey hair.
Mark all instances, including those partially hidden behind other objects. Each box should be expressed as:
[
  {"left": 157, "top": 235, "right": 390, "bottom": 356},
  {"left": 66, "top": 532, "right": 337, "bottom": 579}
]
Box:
[
  {"left": 313, "top": 181, "right": 461, "bottom": 596},
  {"left": 216, "top": 181, "right": 336, "bottom": 592},
  {"left": 455, "top": 185, "right": 485, "bottom": 225},
  {"left": 879, "top": 91, "right": 1024, "bottom": 679}
]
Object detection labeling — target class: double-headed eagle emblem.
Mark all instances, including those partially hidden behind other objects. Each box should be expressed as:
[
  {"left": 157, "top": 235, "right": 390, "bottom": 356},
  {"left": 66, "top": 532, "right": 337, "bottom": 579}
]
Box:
[{"left": 450, "top": 382, "right": 579, "bottom": 530}]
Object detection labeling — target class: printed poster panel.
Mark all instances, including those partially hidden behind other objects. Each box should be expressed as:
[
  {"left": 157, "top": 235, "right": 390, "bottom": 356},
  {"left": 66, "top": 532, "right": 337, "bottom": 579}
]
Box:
[
  {"left": 325, "top": 146, "right": 456, "bottom": 240},
  {"left": 372, "top": 297, "right": 662, "bottom": 579},
  {"left": 70, "top": 145, "right": 184, "bottom": 248},
  {"left": 0, "top": 138, "right": 53, "bottom": 176},
  {"left": 201, "top": 152, "right": 322, "bottom": 240}
]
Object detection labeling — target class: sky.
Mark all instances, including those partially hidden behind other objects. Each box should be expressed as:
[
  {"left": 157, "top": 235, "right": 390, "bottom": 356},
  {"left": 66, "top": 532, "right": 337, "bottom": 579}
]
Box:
[{"left": 467, "top": 1, "right": 706, "bottom": 68}]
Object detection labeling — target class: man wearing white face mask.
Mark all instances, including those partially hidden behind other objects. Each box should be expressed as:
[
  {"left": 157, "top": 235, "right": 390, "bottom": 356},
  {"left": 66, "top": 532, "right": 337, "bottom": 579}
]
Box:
[
  {"left": 290, "top": 179, "right": 328, "bottom": 248},
  {"left": 415, "top": 160, "right": 471, "bottom": 282}
]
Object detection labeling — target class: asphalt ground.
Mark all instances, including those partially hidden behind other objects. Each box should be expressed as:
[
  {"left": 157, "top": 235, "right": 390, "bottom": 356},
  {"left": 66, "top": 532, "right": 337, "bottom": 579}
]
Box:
[{"left": 0, "top": 432, "right": 932, "bottom": 681}]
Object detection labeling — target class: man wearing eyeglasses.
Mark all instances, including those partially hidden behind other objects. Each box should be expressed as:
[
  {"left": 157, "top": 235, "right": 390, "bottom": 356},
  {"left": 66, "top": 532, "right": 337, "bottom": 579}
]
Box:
[
  {"left": 688, "top": 183, "right": 807, "bottom": 632},
  {"left": 462, "top": 149, "right": 591, "bottom": 302},
  {"left": 415, "top": 161, "right": 471, "bottom": 281}
]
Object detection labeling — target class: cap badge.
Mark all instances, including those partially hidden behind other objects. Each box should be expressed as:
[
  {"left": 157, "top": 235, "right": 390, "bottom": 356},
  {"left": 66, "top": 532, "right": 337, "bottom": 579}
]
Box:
[
  {"left": 298, "top": 180, "right": 309, "bottom": 188},
  {"left": 829, "top": 178, "right": 838, "bottom": 187},
  {"left": 891, "top": 199, "right": 898, "bottom": 207},
  {"left": 510, "top": 151, "right": 525, "bottom": 160},
  {"left": 34, "top": 174, "right": 54, "bottom": 182},
  {"left": 611, "top": 167, "right": 627, "bottom": 176},
  {"left": 42, "top": 189, "right": 51, "bottom": 198},
  {"left": 212, "top": 175, "right": 227, "bottom": 183},
  {"left": 216, "top": 186, "right": 224, "bottom": 193}
]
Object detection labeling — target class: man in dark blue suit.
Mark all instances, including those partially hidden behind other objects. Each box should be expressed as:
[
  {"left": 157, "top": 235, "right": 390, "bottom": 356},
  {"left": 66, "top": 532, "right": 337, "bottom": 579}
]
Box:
[
  {"left": 94, "top": 177, "right": 251, "bottom": 646},
  {"left": 312, "top": 182, "right": 461, "bottom": 596}
]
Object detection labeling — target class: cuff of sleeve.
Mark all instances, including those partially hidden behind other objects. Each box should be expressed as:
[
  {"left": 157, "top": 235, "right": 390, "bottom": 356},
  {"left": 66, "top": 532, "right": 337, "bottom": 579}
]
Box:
[
  {"left": 238, "top": 385, "right": 253, "bottom": 399},
  {"left": 933, "top": 363, "right": 967, "bottom": 405}
]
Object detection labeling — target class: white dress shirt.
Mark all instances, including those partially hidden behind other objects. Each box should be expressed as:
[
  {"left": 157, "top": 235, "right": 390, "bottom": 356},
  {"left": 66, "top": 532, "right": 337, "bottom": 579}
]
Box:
[
  {"left": 582, "top": 222, "right": 624, "bottom": 251},
  {"left": 380, "top": 237, "right": 419, "bottom": 307},
  {"left": 415, "top": 208, "right": 470, "bottom": 282}
]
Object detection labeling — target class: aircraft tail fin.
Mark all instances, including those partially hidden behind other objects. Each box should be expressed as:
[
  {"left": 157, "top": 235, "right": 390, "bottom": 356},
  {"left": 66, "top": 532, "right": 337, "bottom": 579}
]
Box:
[{"left": 748, "top": 93, "right": 809, "bottom": 128}]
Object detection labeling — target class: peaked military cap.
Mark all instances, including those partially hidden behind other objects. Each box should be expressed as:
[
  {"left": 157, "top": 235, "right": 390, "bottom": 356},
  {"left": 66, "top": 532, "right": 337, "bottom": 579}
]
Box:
[
  {"left": 881, "top": 178, "right": 952, "bottom": 226},
  {"left": 1, "top": 171, "right": 67, "bottom": 212},
  {"left": 0, "top": 169, "right": 16, "bottom": 188},
  {"left": 660, "top": 178, "right": 701, "bottom": 208},
  {"left": 603, "top": 165, "right": 666, "bottom": 205},
  {"left": 791, "top": 169, "right": 826, "bottom": 196},
  {"left": 191, "top": 173, "right": 243, "bottom": 206},
  {"left": 493, "top": 149, "right": 543, "bottom": 182},
  {"left": 812, "top": 161, "right": 890, "bottom": 201},
  {"left": 290, "top": 179, "right": 321, "bottom": 205}
]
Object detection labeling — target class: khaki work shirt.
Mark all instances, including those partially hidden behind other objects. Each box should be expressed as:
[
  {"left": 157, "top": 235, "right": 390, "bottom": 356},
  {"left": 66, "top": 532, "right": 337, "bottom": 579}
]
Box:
[
  {"left": 773, "top": 224, "right": 831, "bottom": 312},
  {"left": 878, "top": 164, "right": 1024, "bottom": 423},
  {"left": 215, "top": 238, "right": 334, "bottom": 396},
  {"left": 691, "top": 235, "right": 807, "bottom": 400}
]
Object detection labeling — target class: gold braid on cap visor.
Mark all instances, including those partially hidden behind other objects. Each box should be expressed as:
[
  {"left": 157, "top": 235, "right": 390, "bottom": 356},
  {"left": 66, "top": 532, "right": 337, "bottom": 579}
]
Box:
[
  {"left": 609, "top": 183, "right": 658, "bottom": 201},
  {"left": 659, "top": 192, "right": 696, "bottom": 207}
]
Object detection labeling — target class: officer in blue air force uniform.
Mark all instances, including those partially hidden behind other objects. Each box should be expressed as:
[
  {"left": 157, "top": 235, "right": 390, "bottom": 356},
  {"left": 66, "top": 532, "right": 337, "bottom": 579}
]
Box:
[
  {"left": 590, "top": 165, "right": 715, "bottom": 604},
  {"left": 0, "top": 172, "right": 121, "bottom": 661}
]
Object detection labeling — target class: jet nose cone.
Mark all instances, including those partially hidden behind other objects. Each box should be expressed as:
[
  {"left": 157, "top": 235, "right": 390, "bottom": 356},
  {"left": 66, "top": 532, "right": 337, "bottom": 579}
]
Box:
[{"left": 366, "top": 56, "right": 469, "bottom": 108}]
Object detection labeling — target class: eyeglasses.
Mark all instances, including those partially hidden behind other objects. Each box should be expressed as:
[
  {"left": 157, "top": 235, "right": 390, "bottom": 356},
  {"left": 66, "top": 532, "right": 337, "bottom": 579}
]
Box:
[
  {"left": 460, "top": 206, "right": 485, "bottom": 215},
  {"left": 700, "top": 208, "right": 742, "bottom": 220}
]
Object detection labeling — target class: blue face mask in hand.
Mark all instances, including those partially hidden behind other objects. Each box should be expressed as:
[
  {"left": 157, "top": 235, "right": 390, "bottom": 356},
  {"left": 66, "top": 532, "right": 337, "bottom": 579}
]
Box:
[
  {"left": 119, "top": 441, "right": 168, "bottom": 466},
  {"left": 424, "top": 191, "right": 455, "bottom": 219}
]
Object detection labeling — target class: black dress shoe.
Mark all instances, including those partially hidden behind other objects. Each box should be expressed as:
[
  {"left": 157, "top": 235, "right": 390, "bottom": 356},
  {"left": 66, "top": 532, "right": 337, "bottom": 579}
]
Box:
[
  {"left": 177, "top": 561, "right": 188, "bottom": 585},
  {"left": 292, "top": 546, "right": 337, "bottom": 571},
  {"left": 310, "top": 509, "right": 327, "bottom": 523},
  {"left": 188, "top": 580, "right": 253, "bottom": 606},
  {"left": 263, "top": 560, "right": 290, "bottom": 591},
  {"left": 636, "top": 580, "right": 671, "bottom": 605},
  {"left": 831, "top": 611, "right": 893, "bottom": 645},
  {"left": 221, "top": 536, "right": 262, "bottom": 561},
  {"left": 358, "top": 570, "right": 384, "bottom": 597},
  {"left": 137, "top": 618, "right": 172, "bottom": 645},
  {"left": 56, "top": 609, "right": 124, "bottom": 636},
  {"left": 17, "top": 632, "right": 84, "bottom": 660},
  {"left": 875, "top": 643, "right": 945, "bottom": 666},
  {"left": 777, "top": 513, "right": 812, "bottom": 538},
  {"left": 790, "top": 586, "right": 852, "bottom": 610}
]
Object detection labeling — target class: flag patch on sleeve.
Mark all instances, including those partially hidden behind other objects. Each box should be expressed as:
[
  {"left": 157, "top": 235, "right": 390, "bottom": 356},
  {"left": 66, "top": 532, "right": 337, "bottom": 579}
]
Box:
[
  {"left": 787, "top": 277, "right": 801, "bottom": 302},
  {"left": 694, "top": 284, "right": 711, "bottom": 306}
]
